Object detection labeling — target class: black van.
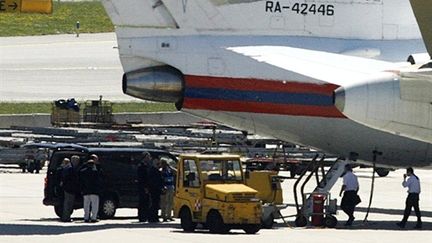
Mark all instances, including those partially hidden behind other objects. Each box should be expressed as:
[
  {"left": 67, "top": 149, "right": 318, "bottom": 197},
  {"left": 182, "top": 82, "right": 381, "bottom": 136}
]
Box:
[{"left": 43, "top": 144, "right": 177, "bottom": 219}]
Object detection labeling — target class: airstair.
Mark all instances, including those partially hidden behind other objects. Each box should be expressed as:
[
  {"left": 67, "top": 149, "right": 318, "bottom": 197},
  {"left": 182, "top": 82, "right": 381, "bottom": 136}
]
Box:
[{"left": 293, "top": 154, "right": 347, "bottom": 227}]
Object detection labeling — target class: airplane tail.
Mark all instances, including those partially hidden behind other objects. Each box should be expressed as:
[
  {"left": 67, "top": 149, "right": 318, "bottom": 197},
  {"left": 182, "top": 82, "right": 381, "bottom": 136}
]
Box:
[
  {"left": 101, "top": 0, "right": 178, "bottom": 29},
  {"left": 101, "top": 0, "right": 232, "bottom": 32},
  {"left": 102, "top": 0, "right": 419, "bottom": 40},
  {"left": 410, "top": 0, "right": 432, "bottom": 58}
]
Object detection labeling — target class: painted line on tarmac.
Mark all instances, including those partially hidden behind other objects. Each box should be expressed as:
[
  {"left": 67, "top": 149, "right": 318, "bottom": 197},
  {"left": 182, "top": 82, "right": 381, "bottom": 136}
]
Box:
[
  {"left": 0, "top": 67, "right": 122, "bottom": 71},
  {"left": 0, "top": 40, "right": 116, "bottom": 48}
]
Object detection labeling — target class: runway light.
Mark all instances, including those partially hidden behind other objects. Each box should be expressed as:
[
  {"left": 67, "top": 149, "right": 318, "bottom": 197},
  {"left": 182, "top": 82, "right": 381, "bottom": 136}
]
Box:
[
  {"left": 21, "top": 0, "right": 52, "bottom": 14},
  {"left": 76, "top": 20, "right": 80, "bottom": 37}
]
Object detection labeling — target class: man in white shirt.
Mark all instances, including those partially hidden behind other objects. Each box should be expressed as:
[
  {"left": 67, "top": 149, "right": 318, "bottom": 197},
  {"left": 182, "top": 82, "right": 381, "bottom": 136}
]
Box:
[
  {"left": 397, "top": 167, "right": 422, "bottom": 229},
  {"left": 339, "top": 164, "right": 360, "bottom": 226}
]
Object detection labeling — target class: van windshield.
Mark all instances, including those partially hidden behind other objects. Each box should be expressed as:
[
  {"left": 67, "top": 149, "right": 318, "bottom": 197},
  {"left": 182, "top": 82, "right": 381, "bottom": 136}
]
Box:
[{"left": 200, "top": 159, "right": 243, "bottom": 182}]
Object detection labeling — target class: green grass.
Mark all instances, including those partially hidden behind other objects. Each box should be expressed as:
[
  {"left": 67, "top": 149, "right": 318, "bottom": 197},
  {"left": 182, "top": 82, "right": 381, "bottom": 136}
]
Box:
[
  {"left": 0, "top": 102, "right": 177, "bottom": 114},
  {"left": 0, "top": 103, "right": 52, "bottom": 114},
  {"left": 112, "top": 102, "right": 177, "bottom": 113},
  {"left": 0, "top": 1, "right": 113, "bottom": 36}
]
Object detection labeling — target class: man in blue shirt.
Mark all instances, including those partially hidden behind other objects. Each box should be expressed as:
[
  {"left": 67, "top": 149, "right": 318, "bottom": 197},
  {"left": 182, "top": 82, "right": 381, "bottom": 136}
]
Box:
[
  {"left": 397, "top": 167, "right": 422, "bottom": 229},
  {"left": 160, "top": 159, "right": 176, "bottom": 222}
]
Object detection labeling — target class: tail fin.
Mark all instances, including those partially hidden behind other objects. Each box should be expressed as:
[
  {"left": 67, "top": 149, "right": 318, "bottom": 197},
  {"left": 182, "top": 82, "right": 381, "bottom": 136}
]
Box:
[
  {"left": 410, "top": 0, "right": 432, "bottom": 58},
  {"left": 101, "top": 0, "right": 230, "bottom": 30},
  {"left": 103, "top": 0, "right": 420, "bottom": 40},
  {"left": 101, "top": 0, "right": 177, "bottom": 28}
]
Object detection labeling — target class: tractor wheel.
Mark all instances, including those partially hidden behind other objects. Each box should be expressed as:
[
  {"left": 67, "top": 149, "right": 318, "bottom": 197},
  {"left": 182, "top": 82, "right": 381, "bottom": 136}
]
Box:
[
  {"left": 243, "top": 224, "right": 260, "bottom": 234},
  {"left": 180, "top": 207, "right": 196, "bottom": 232},
  {"left": 262, "top": 214, "right": 274, "bottom": 229},
  {"left": 207, "top": 210, "right": 229, "bottom": 234}
]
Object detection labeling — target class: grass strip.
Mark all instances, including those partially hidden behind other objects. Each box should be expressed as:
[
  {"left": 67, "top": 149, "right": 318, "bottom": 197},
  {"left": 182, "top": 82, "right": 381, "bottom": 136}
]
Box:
[
  {"left": 0, "top": 1, "right": 113, "bottom": 36},
  {"left": 0, "top": 102, "right": 177, "bottom": 114}
]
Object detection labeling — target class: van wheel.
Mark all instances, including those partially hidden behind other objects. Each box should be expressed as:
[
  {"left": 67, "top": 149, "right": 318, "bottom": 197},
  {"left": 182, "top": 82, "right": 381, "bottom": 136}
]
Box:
[
  {"left": 243, "top": 224, "right": 260, "bottom": 234},
  {"left": 54, "top": 205, "right": 63, "bottom": 218},
  {"left": 180, "top": 207, "right": 196, "bottom": 232},
  {"left": 99, "top": 197, "right": 117, "bottom": 219},
  {"left": 207, "top": 210, "right": 229, "bottom": 234}
]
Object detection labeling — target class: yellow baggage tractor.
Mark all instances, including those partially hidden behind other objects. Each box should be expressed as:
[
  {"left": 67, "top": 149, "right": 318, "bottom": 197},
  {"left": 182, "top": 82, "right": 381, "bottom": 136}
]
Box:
[{"left": 174, "top": 154, "right": 261, "bottom": 234}]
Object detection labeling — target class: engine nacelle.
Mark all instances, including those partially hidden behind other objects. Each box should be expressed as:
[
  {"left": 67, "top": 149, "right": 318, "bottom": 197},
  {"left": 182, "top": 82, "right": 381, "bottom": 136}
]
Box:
[
  {"left": 407, "top": 53, "right": 430, "bottom": 65},
  {"left": 334, "top": 70, "right": 432, "bottom": 144},
  {"left": 122, "top": 66, "right": 184, "bottom": 104}
]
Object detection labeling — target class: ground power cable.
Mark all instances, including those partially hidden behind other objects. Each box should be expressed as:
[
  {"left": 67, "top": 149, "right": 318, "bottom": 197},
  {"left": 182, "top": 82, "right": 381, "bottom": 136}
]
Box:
[{"left": 363, "top": 151, "right": 380, "bottom": 224}]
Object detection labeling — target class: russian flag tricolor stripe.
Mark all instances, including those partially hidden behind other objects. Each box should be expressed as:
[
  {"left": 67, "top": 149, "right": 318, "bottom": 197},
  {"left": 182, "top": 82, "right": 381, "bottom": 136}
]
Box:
[
  {"left": 183, "top": 75, "right": 345, "bottom": 118},
  {"left": 185, "top": 88, "right": 334, "bottom": 106},
  {"left": 185, "top": 75, "right": 337, "bottom": 95}
]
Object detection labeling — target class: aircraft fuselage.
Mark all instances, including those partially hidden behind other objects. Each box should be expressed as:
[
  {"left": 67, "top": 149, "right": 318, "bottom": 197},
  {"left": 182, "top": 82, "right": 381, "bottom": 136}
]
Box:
[{"left": 117, "top": 34, "right": 431, "bottom": 168}]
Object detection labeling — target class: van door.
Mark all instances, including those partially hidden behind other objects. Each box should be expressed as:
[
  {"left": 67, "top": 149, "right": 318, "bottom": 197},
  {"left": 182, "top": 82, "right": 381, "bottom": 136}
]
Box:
[
  {"left": 45, "top": 150, "right": 87, "bottom": 206},
  {"left": 98, "top": 152, "right": 138, "bottom": 207}
]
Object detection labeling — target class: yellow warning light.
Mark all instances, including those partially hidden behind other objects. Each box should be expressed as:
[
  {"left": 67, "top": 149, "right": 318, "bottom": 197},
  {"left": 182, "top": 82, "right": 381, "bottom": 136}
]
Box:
[{"left": 21, "top": 0, "right": 52, "bottom": 14}]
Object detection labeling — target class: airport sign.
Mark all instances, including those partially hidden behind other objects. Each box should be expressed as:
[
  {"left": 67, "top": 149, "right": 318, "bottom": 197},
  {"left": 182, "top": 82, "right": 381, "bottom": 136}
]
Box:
[
  {"left": 0, "top": 0, "right": 52, "bottom": 14},
  {"left": 0, "top": 0, "right": 21, "bottom": 13}
]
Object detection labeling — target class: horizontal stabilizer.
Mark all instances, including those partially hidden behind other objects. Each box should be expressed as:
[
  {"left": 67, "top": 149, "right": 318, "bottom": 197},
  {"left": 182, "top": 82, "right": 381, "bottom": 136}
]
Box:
[{"left": 228, "top": 46, "right": 399, "bottom": 86}]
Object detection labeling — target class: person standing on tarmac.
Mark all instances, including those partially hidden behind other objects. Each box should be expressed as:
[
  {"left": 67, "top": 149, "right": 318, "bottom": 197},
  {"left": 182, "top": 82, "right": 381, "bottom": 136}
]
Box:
[
  {"left": 148, "top": 157, "right": 164, "bottom": 223},
  {"left": 34, "top": 148, "right": 48, "bottom": 174},
  {"left": 397, "top": 167, "right": 422, "bottom": 229},
  {"left": 60, "top": 158, "right": 78, "bottom": 222},
  {"left": 339, "top": 164, "right": 360, "bottom": 226},
  {"left": 137, "top": 152, "right": 151, "bottom": 222},
  {"left": 90, "top": 154, "right": 100, "bottom": 168},
  {"left": 79, "top": 159, "right": 103, "bottom": 223},
  {"left": 160, "top": 159, "right": 176, "bottom": 222}
]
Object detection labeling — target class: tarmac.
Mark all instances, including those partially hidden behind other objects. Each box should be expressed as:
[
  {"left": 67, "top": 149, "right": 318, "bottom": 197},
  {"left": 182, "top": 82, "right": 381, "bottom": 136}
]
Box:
[
  {"left": 1, "top": 167, "right": 431, "bottom": 243},
  {"left": 1, "top": 28, "right": 431, "bottom": 243},
  {"left": 0, "top": 33, "right": 133, "bottom": 101}
]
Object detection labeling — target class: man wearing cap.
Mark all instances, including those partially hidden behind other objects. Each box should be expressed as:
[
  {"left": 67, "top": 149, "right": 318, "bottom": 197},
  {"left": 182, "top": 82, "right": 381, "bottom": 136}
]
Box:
[
  {"left": 339, "top": 164, "right": 360, "bottom": 226},
  {"left": 397, "top": 167, "right": 422, "bottom": 229},
  {"left": 79, "top": 159, "right": 103, "bottom": 223}
]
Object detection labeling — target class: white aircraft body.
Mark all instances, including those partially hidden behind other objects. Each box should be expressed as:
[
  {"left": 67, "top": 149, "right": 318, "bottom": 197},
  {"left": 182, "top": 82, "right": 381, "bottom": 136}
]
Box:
[{"left": 101, "top": 0, "right": 432, "bottom": 168}]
